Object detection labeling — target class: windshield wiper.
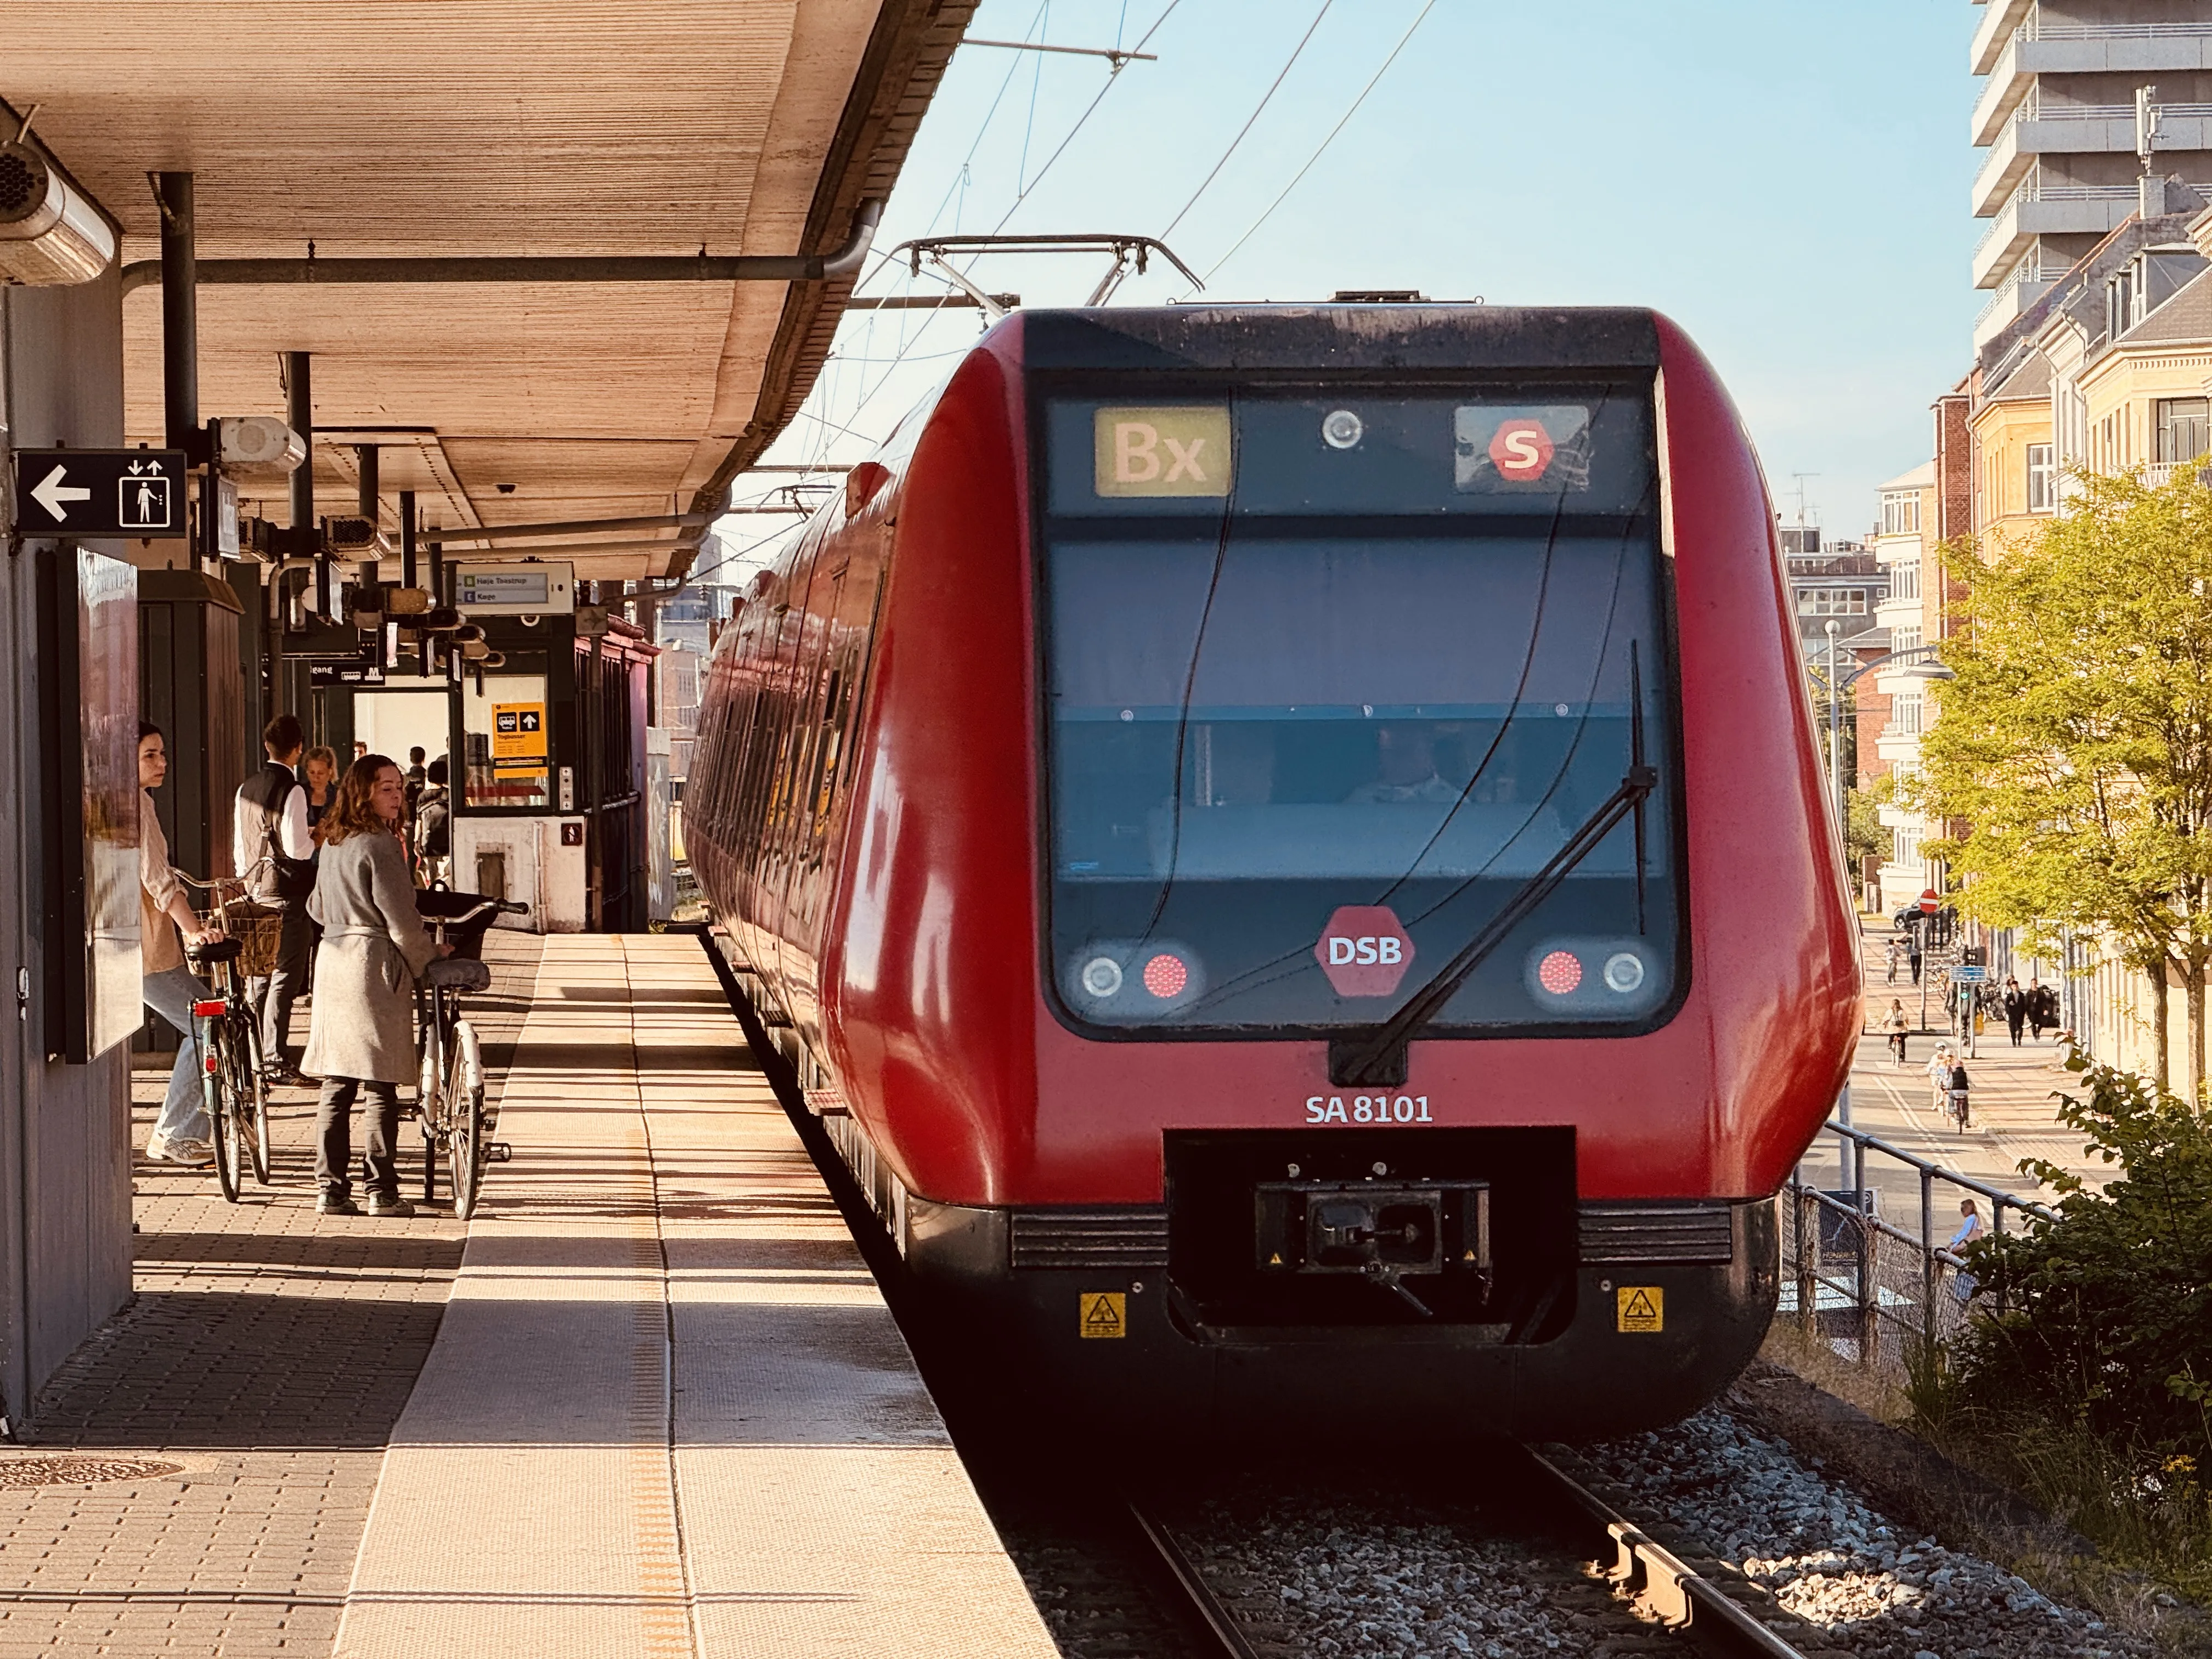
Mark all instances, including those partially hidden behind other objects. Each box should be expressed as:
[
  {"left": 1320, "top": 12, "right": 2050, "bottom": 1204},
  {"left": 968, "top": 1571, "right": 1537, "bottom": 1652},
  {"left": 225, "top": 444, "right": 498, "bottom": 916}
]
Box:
[{"left": 1330, "top": 735, "right": 1657, "bottom": 1088}]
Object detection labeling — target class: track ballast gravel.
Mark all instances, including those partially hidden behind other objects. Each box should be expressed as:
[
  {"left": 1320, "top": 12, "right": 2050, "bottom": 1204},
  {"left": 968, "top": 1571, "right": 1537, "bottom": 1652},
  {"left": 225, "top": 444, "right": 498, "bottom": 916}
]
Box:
[{"left": 1019, "top": 1403, "right": 2157, "bottom": 1659}]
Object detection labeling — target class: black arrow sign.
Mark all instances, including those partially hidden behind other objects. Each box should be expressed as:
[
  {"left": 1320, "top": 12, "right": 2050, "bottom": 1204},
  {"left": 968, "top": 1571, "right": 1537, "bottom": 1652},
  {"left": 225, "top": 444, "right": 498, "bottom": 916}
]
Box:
[{"left": 12, "top": 449, "right": 187, "bottom": 537}]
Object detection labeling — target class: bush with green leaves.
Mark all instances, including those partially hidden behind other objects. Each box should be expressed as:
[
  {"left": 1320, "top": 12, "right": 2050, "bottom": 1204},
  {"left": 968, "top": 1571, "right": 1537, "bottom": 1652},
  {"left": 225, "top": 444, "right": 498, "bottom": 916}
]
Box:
[{"left": 1951, "top": 1052, "right": 2212, "bottom": 1477}]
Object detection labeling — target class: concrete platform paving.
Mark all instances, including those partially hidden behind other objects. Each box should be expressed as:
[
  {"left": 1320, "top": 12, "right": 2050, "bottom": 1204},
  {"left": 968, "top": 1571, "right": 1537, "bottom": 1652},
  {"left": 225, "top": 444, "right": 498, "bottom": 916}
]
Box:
[
  {"left": 0, "top": 932, "right": 541, "bottom": 1657},
  {"left": 332, "top": 934, "right": 1056, "bottom": 1659}
]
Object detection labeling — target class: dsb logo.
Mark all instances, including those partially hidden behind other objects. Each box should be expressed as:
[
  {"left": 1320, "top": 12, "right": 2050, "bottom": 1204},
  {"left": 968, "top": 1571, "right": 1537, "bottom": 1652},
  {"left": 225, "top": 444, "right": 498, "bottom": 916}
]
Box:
[
  {"left": 1326, "top": 935, "right": 1403, "bottom": 966},
  {"left": 1314, "top": 905, "right": 1416, "bottom": 997}
]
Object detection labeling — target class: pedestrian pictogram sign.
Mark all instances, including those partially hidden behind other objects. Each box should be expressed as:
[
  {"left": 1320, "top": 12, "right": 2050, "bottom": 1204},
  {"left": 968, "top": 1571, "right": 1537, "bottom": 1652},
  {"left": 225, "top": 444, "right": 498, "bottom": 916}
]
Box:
[
  {"left": 12, "top": 449, "right": 187, "bottom": 537},
  {"left": 1616, "top": 1285, "right": 1663, "bottom": 1333},
  {"left": 1079, "top": 1291, "right": 1126, "bottom": 1339}
]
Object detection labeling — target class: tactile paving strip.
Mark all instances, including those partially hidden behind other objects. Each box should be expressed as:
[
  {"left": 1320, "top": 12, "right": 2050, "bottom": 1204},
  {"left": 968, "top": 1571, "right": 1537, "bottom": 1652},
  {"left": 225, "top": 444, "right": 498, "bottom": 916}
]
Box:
[{"left": 332, "top": 935, "right": 1056, "bottom": 1659}]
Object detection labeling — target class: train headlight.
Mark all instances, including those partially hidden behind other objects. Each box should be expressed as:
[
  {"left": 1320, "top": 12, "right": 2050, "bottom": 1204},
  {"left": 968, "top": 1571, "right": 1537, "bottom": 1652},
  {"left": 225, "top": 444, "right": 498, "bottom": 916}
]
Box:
[
  {"left": 1525, "top": 938, "right": 1663, "bottom": 1017},
  {"left": 1536, "top": 950, "right": 1582, "bottom": 995},
  {"left": 1321, "top": 409, "right": 1364, "bottom": 450},
  {"left": 1065, "top": 939, "right": 1203, "bottom": 1018},
  {"left": 1141, "top": 952, "right": 1189, "bottom": 998}
]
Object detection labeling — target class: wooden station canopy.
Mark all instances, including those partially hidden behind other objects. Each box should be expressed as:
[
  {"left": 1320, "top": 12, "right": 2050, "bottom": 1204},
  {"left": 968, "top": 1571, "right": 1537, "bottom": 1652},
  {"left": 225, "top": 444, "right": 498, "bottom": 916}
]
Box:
[{"left": 4, "top": 1, "right": 973, "bottom": 580}]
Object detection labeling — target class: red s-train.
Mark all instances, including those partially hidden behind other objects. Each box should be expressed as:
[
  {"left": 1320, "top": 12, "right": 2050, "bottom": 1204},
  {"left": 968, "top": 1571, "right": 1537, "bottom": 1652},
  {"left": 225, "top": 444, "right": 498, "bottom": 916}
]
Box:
[{"left": 687, "top": 305, "right": 1860, "bottom": 1439}]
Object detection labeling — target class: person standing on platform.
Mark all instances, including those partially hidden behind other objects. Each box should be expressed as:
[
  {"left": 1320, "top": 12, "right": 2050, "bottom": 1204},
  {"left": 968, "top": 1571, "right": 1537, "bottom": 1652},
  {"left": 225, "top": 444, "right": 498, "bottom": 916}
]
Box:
[
  {"left": 303, "top": 755, "right": 448, "bottom": 1217},
  {"left": 415, "top": 757, "right": 452, "bottom": 887},
  {"left": 138, "top": 723, "right": 220, "bottom": 1166},
  {"left": 403, "top": 746, "right": 428, "bottom": 827},
  {"left": 302, "top": 744, "right": 338, "bottom": 837},
  {"left": 233, "top": 714, "right": 317, "bottom": 1085}
]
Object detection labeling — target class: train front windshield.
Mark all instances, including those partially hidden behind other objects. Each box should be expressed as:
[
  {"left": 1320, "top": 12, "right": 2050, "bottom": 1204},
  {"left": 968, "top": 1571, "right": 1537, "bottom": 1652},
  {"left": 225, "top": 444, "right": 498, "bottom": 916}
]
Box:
[{"left": 1038, "top": 387, "right": 1681, "bottom": 1035}]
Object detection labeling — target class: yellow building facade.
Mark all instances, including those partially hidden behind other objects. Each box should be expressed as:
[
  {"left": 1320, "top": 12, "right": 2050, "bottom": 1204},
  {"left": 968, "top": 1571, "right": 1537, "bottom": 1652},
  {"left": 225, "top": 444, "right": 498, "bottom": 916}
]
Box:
[{"left": 1957, "top": 205, "right": 2212, "bottom": 1080}]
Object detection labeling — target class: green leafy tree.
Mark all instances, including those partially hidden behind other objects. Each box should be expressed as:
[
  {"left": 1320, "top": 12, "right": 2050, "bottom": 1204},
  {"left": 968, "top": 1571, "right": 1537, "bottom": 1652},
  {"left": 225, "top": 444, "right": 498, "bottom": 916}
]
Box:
[
  {"left": 1915, "top": 470, "right": 2212, "bottom": 1096},
  {"left": 1952, "top": 1053, "right": 2212, "bottom": 1479},
  {"left": 1844, "top": 778, "right": 1888, "bottom": 877}
]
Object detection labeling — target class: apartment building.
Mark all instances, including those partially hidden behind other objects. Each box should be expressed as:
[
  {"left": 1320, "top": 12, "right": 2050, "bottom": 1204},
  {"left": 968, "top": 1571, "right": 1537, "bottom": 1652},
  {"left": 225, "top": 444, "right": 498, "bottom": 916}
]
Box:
[
  {"left": 1782, "top": 526, "right": 1888, "bottom": 660},
  {"left": 1971, "top": 0, "right": 2212, "bottom": 348},
  {"left": 1959, "top": 193, "right": 2212, "bottom": 1066},
  {"left": 1870, "top": 461, "right": 1943, "bottom": 911}
]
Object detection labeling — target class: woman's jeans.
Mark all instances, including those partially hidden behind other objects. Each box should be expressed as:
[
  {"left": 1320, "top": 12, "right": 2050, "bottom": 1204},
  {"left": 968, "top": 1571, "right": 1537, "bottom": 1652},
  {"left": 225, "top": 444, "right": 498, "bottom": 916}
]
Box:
[
  {"left": 140, "top": 966, "right": 212, "bottom": 1147},
  {"left": 317, "top": 1077, "right": 402, "bottom": 1201}
]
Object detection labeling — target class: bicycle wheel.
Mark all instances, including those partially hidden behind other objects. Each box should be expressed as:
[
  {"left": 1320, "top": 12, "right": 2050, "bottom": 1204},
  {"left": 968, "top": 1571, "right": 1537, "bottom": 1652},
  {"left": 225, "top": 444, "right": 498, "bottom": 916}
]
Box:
[
  {"left": 242, "top": 1018, "right": 273, "bottom": 1183},
  {"left": 206, "top": 1029, "right": 242, "bottom": 1204},
  {"left": 449, "top": 1023, "right": 488, "bottom": 1218},
  {"left": 448, "top": 1049, "right": 483, "bottom": 1220},
  {"left": 418, "top": 1038, "right": 441, "bottom": 1206}
]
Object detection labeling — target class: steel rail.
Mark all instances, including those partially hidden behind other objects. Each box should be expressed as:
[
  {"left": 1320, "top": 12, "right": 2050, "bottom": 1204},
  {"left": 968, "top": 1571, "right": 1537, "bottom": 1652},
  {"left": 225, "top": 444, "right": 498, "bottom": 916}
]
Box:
[
  {"left": 1126, "top": 1502, "right": 1262, "bottom": 1659},
  {"left": 1523, "top": 1447, "right": 1809, "bottom": 1658}
]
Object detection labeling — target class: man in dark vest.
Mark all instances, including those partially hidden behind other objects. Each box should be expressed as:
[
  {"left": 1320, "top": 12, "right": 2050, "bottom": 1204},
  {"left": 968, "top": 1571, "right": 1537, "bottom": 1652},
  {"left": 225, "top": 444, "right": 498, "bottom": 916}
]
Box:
[{"left": 233, "top": 713, "right": 317, "bottom": 1082}]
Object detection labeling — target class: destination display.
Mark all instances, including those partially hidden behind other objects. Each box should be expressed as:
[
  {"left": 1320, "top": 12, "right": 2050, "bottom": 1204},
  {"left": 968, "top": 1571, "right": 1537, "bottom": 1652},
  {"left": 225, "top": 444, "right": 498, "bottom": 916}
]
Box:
[{"left": 455, "top": 561, "right": 575, "bottom": 616}]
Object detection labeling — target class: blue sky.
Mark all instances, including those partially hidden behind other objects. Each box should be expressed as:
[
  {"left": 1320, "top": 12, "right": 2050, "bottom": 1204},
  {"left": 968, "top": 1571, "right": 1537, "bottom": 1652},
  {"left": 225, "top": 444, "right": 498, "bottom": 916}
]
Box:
[{"left": 736, "top": 0, "right": 1981, "bottom": 560}]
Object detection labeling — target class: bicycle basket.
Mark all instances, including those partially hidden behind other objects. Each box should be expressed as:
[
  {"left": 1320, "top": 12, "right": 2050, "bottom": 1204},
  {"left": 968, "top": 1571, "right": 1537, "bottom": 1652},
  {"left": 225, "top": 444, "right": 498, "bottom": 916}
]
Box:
[{"left": 220, "top": 901, "right": 287, "bottom": 978}]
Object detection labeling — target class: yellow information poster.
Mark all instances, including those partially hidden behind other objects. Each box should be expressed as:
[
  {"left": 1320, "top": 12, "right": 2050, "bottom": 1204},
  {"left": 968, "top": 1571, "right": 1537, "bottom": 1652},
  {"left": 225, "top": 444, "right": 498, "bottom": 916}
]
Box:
[{"left": 491, "top": 703, "right": 547, "bottom": 761}]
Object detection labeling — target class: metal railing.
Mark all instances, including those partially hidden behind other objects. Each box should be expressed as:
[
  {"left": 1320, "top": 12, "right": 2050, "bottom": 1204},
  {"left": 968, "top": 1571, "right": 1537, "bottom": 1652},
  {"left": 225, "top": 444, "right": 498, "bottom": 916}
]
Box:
[
  {"left": 1783, "top": 1120, "right": 2059, "bottom": 1377},
  {"left": 2030, "top": 19, "right": 2212, "bottom": 41}
]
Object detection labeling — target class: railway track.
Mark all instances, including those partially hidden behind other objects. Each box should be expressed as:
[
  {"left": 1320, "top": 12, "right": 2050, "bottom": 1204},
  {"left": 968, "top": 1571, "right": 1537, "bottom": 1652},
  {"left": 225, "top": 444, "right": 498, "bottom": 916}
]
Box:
[{"left": 1122, "top": 1444, "right": 1815, "bottom": 1659}]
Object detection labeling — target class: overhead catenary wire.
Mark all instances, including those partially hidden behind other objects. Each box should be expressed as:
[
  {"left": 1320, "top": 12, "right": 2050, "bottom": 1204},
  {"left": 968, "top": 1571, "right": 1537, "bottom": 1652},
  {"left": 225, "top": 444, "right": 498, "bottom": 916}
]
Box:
[
  {"left": 720, "top": 0, "right": 1178, "bottom": 537},
  {"left": 1200, "top": 0, "right": 1439, "bottom": 284},
  {"left": 981, "top": 0, "right": 1182, "bottom": 236},
  {"left": 1159, "top": 0, "right": 1334, "bottom": 240}
]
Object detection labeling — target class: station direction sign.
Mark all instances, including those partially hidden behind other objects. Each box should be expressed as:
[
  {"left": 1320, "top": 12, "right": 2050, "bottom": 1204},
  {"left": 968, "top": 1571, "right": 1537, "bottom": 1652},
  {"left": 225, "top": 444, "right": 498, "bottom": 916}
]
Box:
[
  {"left": 309, "top": 660, "right": 387, "bottom": 689},
  {"left": 12, "top": 448, "right": 187, "bottom": 537},
  {"left": 456, "top": 561, "right": 574, "bottom": 616}
]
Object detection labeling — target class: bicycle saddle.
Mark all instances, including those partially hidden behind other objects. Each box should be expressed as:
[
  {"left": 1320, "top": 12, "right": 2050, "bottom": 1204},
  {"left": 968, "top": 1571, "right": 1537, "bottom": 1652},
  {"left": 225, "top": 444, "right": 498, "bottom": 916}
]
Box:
[
  {"left": 186, "top": 937, "right": 243, "bottom": 964},
  {"left": 424, "top": 958, "right": 490, "bottom": 993}
]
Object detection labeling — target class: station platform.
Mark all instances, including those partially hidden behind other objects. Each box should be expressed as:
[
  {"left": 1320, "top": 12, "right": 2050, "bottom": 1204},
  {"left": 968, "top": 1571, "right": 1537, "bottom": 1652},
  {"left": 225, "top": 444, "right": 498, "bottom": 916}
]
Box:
[{"left": 6, "top": 933, "right": 1055, "bottom": 1659}]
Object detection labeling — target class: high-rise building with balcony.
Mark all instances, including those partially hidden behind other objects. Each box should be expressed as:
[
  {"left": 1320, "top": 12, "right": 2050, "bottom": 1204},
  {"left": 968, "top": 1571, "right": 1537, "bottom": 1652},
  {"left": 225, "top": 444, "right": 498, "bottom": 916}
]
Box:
[{"left": 1971, "top": 1, "right": 2212, "bottom": 347}]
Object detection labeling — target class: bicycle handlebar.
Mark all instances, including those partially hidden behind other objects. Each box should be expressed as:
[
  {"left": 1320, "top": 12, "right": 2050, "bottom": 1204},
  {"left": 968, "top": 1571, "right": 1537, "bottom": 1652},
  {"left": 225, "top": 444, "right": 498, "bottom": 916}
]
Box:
[{"left": 425, "top": 898, "right": 531, "bottom": 938}]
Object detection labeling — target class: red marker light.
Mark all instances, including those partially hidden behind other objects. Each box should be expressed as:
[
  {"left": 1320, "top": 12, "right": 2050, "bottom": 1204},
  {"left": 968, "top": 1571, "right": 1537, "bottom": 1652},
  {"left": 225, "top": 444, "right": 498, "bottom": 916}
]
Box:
[
  {"left": 1537, "top": 950, "right": 1582, "bottom": 995},
  {"left": 1142, "top": 953, "right": 1189, "bottom": 998}
]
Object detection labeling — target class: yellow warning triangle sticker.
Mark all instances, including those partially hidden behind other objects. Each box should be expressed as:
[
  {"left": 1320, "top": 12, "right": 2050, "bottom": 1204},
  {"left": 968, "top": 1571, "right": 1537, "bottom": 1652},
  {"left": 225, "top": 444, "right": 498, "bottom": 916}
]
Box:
[{"left": 1624, "top": 1289, "right": 1656, "bottom": 1318}]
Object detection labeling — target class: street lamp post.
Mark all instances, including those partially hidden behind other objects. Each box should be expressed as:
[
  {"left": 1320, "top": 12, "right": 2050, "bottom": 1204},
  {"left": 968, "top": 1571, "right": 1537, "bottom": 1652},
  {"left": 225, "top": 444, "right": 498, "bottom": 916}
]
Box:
[
  {"left": 1826, "top": 619, "right": 1844, "bottom": 840},
  {"left": 1805, "top": 641, "right": 1955, "bottom": 860}
]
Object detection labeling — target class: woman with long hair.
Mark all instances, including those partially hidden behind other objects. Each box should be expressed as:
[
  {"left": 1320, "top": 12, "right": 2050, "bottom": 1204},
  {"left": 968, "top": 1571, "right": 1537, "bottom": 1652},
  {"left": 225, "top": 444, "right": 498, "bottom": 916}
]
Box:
[
  {"left": 138, "top": 722, "right": 220, "bottom": 1165},
  {"left": 302, "top": 754, "right": 447, "bottom": 1216}
]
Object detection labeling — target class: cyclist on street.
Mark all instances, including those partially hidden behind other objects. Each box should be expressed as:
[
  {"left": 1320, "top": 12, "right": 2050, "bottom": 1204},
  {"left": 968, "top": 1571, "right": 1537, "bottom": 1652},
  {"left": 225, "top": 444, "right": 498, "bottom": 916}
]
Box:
[{"left": 1948, "top": 1054, "right": 1973, "bottom": 1131}]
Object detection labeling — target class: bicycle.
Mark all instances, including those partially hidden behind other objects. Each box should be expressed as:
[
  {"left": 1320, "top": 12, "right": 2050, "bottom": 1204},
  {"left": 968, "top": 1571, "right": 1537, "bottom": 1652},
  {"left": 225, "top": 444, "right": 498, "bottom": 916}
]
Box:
[
  {"left": 174, "top": 873, "right": 278, "bottom": 1201},
  {"left": 415, "top": 896, "right": 528, "bottom": 1218}
]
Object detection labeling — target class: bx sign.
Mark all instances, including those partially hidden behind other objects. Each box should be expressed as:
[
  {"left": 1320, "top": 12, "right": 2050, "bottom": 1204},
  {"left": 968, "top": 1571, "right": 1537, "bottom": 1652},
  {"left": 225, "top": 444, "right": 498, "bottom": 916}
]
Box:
[{"left": 1092, "top": 405, "right": 1232, "bottom": 499}]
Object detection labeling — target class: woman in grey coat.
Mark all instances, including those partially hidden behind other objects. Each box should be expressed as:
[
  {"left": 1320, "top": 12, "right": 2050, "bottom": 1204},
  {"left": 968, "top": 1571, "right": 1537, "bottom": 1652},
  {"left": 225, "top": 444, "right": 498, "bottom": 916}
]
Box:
[{"left": 303, "top": 755, "right": 447, "bottom": 1216}]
